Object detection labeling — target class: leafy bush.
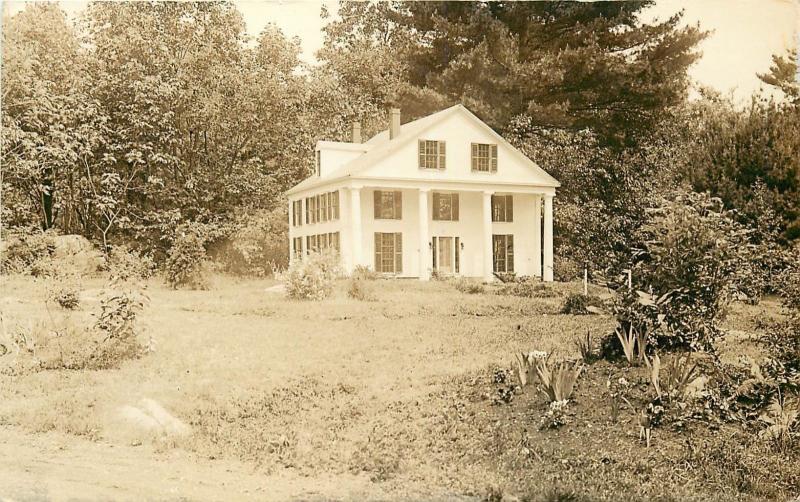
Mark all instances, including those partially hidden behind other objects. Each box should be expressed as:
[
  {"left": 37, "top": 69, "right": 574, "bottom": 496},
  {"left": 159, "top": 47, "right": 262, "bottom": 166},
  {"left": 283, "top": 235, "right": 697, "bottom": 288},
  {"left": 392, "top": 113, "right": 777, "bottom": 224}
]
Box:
[
  {"left": 165, "top": 231, "right": 209, "bottom": 289},
  {"left": 560, "top": 293, "right": 603, "bottom": 314},
  {"left": 52, "top": 287, "right": 80, "bottom": 310},
  {"left": 347, "top": 278, "right": 375, "bottom": 301},
  {"left": 554, "top": 257, "right": 582, "bottom": 282},
  {"left": 106, "top": 245, "right": 155, "bottom": 282},
  {"left": 283, "top": 250, "right": 340, "bottom": 300},
  {"left": 0, "top": 227, "right": 57, "bottom": 274},
  {"left": 777, "top": 259, "right": 800, "bottom": 311},
  {"left": 208, "top": 206, "right": 289, "bottom": 277},
  {"left": 453, "top": 278, "right": 485, "bottom": 294},
  {"left": 623, "top": 192, "right": 752, "bottom": 350},
  {"left": 352, "top": 265, "right": 378, "bottom": 281}
]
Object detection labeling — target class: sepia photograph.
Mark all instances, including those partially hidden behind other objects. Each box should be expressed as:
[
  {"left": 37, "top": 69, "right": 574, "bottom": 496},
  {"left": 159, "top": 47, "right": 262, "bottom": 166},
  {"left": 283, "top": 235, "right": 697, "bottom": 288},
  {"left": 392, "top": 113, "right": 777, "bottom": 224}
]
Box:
[{"left": 1, "top": 0, "right": 799, "bottom": 500}]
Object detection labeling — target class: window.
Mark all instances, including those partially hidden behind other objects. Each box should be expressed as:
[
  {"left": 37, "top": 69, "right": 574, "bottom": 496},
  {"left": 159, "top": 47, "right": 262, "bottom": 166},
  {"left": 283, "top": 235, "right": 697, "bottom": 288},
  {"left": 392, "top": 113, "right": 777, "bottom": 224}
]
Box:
[
  {"left": 373, "top": 190, "right": 402, "bottom": 219},
  {"left": 319, "top": 193, "right": 328, "bottom": 222},
  {"left": 432, "top": 192, "right": 459, "bottom": 221},
  {"left": 471, "top": 143, "right": 498, "bottom": 172},
  {"left": 305, "top": 234, "right": 317, "bottom": 254},
  {"left": 418, "top": 140, "right": 446, "bottom": 169},
  {"left": 330, "top": 191, "right": 339, "bottom": 220},
  {"left": 374, "top": 232, "right": 402, "bottom": 273},
  {"left": 491, "top": 194, "right": 513, "bottom": 222},
  {"left": 292, "top": 200, "right": 303, "bottom": 227},
  {"left": 293, "top": 237, "right": 303, "bottom": 258},
  {"left": 304, "top": 232, "right": 339, "bottom": 254},
  {"left": 492, "top": 234, "right": 514, "bottom": 273},
  {"left": 305, "top": 196, "right": 316, "bottom": 224},
  {"left": 315, "top": 150, "right": 321, "bottom": 176}
]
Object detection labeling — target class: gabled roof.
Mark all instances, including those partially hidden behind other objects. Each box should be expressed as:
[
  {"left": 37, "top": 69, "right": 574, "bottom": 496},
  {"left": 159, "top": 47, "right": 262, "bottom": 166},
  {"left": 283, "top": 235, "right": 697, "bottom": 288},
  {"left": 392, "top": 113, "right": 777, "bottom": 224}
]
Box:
[{"left": 286, "top": 104, "right": 560, "bottom": 195}]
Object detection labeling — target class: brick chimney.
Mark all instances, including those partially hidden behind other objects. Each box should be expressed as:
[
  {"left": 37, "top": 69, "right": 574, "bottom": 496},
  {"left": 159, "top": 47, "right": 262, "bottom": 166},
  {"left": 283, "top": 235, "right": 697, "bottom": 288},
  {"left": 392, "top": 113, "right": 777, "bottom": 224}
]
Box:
[
  {"left": 389, "top": 108, "right": 401, "bottom": 139},
  {"left": 352, "top": 121, "right": 362, "bottom": 144}
]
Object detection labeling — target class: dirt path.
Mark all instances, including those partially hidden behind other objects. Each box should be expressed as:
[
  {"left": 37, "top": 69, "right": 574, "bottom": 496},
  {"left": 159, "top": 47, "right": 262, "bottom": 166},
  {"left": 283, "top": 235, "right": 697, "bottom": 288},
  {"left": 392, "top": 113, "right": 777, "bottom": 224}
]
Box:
[{"left": 0, "top": 427, "right": 394, "bottom": 501}]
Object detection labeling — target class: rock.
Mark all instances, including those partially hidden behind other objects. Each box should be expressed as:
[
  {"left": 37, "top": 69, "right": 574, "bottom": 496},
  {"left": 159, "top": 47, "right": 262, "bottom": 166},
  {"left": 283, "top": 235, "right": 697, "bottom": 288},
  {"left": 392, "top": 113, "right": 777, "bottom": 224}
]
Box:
[
  {"left": 684, "top": 376, "right": 709, "bottom": 399},
  {"left": 264, "top": 284, "right": 286, "bottom": 294},
  {"left": 51, "top": 235, "right": 104, "bottom": 275},
  {"left": 115, "top": 398, "right": 191, "bottom": 438}
]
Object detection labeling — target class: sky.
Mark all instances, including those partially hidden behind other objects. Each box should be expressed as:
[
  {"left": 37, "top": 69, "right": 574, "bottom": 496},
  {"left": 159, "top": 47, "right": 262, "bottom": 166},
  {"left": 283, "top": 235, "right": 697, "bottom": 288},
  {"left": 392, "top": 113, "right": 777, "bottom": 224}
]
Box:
[{"left": 5, "top": 0, "right": 799, "bottom": 102}]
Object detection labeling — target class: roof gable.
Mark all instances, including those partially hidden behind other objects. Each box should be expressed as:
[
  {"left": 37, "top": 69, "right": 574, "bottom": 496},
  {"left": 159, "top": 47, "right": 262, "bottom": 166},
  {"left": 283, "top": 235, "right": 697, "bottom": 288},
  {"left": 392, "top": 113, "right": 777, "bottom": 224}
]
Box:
[{"left": 286, "top": 104, "right": 559, "bottom": 195}]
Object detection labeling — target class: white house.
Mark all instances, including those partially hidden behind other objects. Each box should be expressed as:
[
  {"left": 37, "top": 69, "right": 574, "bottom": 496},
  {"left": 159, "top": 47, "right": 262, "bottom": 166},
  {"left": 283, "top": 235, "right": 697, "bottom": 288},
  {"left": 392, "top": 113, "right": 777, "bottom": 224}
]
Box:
[{"left": 286, "top": 105, "right": 559, "bottom": 281}]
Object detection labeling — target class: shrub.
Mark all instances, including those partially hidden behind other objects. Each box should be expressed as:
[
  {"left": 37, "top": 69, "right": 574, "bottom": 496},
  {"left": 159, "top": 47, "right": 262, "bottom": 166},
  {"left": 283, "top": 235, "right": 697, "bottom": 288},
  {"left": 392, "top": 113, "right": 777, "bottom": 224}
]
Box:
[
  {"left": 283, "top": 250, "right": 340, "bottom": 300},
  {"left": 106, "top": 245, "right": 155, "bottom": 282},
  {"left": 165, "top": 231, "right": 209, "bottom": 289},
  {"left": 0, "top": 227, "right": 56, "bottom": 274},
  {"left": 352, "top": 265, "right": 378, "bottom": 281},
  {"left": 454, "top": 278, "right": 485, "bottom": 294},
  {"left": 347, "top": 278, "right": 375, "bottom": 301},
  {"left": 208, "top": 206, "right": 289, "bottom": 277},
  {"left": 621, "top": 192, "right": 752, "bottom": 350},
  {"left": 554, "top": 257, "right": 582, "bottom": 282},
  {"left": 759, "top": 313, "right": 800, "bottom": 394},
  {"left": 52, "top": 287, "right": 80, "bottom": 310},
  {"left": 560, "top": 293, "right": 603, "bottom": 314}
]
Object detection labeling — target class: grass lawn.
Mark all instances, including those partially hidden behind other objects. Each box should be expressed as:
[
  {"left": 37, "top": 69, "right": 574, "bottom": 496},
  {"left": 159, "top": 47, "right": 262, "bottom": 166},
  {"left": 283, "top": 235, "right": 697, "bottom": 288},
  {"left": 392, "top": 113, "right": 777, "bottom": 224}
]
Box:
[{"left": 0, "top": 274, "right": 797, "bottom": 501}]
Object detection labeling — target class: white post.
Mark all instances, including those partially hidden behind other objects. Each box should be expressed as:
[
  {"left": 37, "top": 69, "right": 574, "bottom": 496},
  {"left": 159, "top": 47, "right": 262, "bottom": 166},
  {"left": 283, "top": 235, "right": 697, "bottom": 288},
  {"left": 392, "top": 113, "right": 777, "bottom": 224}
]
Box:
[
  {"left": 350, "top": 186, "right": 362, "bottom": 272},
  {"left": 482, "top": 191, "right": 493, "bottom": 282},
  {"left": 418, "top": 189, "right": 430, "bottom": 280},
  {"left": 584, "top": 266, "right": 588, "bottom": 295},
  {"left": 532, "top": 194, "right": 542, "bottom": 278},
  {"left": 543, "top": 195, "right": 554, "bottom": 282}
]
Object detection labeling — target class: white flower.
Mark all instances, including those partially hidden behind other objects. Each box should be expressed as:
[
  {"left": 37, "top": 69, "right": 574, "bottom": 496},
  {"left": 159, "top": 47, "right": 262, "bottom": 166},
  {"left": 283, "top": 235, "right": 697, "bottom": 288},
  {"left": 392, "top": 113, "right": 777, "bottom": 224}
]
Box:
[{"left": 526, "top": 350, "right": 548, "bottom": 363}]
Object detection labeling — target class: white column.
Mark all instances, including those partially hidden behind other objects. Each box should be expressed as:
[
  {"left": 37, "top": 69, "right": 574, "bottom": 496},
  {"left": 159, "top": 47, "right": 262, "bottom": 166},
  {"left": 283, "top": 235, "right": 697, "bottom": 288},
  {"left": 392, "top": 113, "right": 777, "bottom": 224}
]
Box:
[
  {"left": 288, "top": 199, "right": 294, "bottom": 263},
  {"left": 350, "top": 186, "right": 363, "bottom": 272},
  {"left": 418, "top": 189, "right": 430, "bottom": 280},
  {"left": 532, "top": 195, "right": 542, "bottom": 277},
  {"left": 543, "top": 194, "right": 554, "bottom": 282},
  {"left": 482, "top": 191, "right": 494, "bottom": 282},
  {"left": 300, "top": 197, "right": 307, "bottom": 262}
]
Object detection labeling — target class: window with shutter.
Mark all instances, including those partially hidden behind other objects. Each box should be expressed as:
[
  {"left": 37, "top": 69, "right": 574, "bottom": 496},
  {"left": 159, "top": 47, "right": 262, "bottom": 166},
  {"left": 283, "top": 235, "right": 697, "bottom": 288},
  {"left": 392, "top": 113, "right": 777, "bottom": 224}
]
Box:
[
  {"left": 374, "top": 190, "right": 402, "bottom": 219},
  {"left": 331, "top": 191, "right": 339, "bottom": 220},
  {"left": 491, "top": 194, "right": 513, "bottom": 222},
  {"left": 419, "top": 140, "right": 446, "bottom": 169},
  {"left": 492, "top": 234, "right": 514, "bottom": 273},
  {"left": 471, "top": 143, "right": 497, "bottom": 172},
  {"left": 394, "top": 233, "right": 402, "bottom": 273},
  {"left": 433, "top": 192, "right": 459, "bottom": 221},
  {"left": 374, "top": 232, "right": 403, "bottom": 273}
]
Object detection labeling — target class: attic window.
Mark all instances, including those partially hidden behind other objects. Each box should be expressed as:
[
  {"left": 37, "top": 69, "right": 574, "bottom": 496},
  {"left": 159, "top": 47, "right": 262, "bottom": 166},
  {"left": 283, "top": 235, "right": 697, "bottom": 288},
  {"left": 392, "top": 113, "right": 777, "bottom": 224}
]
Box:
[
  {"left": 315, "top": 150, "right": 321, "bottom": 176},
  {"left": 471, "top": 143, "right": 497, "bottom": 172},
  {"left": 418, "top": 140, "right": 446, "bottom": 169}
]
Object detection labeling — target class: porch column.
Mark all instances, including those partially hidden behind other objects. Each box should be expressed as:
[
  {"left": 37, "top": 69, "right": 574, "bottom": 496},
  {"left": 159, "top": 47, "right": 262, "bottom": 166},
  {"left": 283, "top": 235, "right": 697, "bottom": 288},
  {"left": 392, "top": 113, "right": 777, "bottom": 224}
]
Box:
[
  {"left": 418, "top": 189, "right": 430, "bottom": 280},
  {"left": 532, "top": 195, "right": 542, "bottom": 278},
  {"left": 350, "top": 186, "right": 363, "bottom": 271},
  {"left": 543, "top": 194, "right": 554, "bottom": 282},
  {"left": 288, "top": 199, "right": 294, "bottom": 263},
  {"left": 482, "top": 191, "right": 494, "bottom": 282}
]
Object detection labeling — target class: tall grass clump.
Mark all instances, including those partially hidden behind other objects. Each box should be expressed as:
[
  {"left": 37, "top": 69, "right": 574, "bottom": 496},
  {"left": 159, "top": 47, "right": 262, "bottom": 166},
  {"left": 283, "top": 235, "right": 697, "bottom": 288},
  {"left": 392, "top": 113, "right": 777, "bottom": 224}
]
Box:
[{"left": 283, "top": 250, "right": 340, "bottom": 300}]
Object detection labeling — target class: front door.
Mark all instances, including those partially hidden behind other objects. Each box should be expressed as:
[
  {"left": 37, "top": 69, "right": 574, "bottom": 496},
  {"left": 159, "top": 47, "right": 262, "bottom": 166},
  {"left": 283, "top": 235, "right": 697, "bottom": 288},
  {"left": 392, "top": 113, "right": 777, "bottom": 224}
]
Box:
[{"left": 432, "top": 236, "right": 460, "bottom": 275}]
